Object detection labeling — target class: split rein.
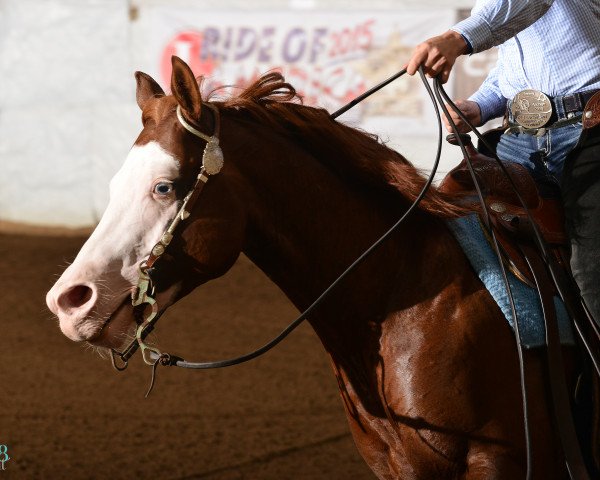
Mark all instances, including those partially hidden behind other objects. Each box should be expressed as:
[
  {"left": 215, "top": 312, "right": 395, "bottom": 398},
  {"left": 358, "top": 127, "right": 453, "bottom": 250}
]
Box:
[
  {"left": 108, "top": 69, "right": 524, "bottom": 409},
  {"left": 109, "top": 67, "right": 446, "bottom": 390}
]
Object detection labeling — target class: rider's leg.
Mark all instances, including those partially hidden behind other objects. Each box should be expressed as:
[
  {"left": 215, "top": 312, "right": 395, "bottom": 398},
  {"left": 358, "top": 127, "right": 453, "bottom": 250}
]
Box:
[{"left": 561, "top": 130, "right": 600, "bottom": 326}]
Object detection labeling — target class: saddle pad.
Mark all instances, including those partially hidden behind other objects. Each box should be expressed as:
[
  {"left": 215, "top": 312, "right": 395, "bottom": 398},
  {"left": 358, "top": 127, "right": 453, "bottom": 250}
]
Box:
[{"left": 447, "top": 214, "right": 574, "bottom": 348}]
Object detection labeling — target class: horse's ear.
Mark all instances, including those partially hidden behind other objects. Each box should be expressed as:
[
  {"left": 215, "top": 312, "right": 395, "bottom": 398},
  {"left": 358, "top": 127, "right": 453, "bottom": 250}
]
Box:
[
  {"left": 135, "top": 71, "right": 165, "bottom": 110},
  {"left": 170, "top": 56, "right": 202, "bottom": 119}
]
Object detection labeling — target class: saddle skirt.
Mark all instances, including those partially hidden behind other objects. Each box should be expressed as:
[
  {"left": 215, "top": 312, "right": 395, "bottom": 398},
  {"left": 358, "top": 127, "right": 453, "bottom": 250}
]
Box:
[
  {"left": 439, "top": 134, "right": 577, "bottom": 347},
  {"left": 446, "top": 214, "right": 574, "bottom": 348}
]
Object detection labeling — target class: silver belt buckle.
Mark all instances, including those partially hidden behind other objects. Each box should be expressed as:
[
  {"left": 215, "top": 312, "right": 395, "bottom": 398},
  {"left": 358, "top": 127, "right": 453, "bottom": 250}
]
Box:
[{"left": 511, "top": 89, "right": 553, "bottom": 129}]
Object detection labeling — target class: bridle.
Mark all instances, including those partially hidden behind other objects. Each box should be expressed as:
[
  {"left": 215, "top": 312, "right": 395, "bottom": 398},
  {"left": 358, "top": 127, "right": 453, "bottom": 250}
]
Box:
[
  {"left": 106, "top": 67, "right": 597, "bottom": 479},
  {"left": 110, "top": 103, "right": 225, "bottom": 373}
]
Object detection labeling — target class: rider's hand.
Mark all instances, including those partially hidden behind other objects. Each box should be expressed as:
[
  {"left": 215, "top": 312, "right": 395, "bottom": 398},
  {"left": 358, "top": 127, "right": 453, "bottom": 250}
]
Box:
[
  {"left": 406, "top": 30, "right": 470, "bottom": 84},
  {"left": 443, "top": 100, "right": 482, "bottom": 133}
]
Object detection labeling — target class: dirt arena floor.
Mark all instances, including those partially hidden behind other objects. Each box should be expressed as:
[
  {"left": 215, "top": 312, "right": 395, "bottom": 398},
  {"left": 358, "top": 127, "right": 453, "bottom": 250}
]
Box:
[{"left": 0, "top": 232, "right": 375, "bottom": 479}]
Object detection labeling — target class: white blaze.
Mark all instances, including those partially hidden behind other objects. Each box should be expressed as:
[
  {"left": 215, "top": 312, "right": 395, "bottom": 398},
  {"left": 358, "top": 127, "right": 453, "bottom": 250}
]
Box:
[{"left": 46, "top": 141, "right": 180, "bottom": 341}]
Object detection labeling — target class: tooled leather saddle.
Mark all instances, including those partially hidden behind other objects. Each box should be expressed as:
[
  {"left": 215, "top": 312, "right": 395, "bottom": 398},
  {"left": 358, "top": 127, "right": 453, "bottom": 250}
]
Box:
[
  {"left": 440, "top": 128, "right": 600, "bottom": 416},
  {"left": 439, "top": 133, "right": 570, "bottom": 288},
  {"left": 439, "top": 95, "right": 600, "bottom": 477}
]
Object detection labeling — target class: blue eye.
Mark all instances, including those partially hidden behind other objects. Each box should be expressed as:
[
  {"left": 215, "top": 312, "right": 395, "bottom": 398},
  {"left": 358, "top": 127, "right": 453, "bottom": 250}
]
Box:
[{"left": 153, "top": 182, "right": 173, "bottom": 195}]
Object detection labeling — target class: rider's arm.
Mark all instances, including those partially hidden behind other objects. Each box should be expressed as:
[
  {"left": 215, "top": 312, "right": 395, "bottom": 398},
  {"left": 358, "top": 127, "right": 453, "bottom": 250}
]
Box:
[
  {"left": 468, "top": 62, "right": 507, "bottom": 124},
  {"left": 452, "top": 0, "right": 555, "bottom": 53}
]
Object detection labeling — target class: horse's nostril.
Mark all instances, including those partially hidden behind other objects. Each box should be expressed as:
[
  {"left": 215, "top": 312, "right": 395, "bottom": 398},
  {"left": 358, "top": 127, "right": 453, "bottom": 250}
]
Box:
[{"left": 58, "top": 285, "right": 94, "bottom": 311}]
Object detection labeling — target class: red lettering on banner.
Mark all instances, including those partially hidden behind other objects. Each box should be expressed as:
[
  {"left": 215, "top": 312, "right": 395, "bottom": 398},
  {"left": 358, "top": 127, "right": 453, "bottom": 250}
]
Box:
[
  {"left": 328, "top": 20, "right": 374, "bottom": 59},
  {"left": 161, "top": 31, "right": 216, "bottom": 85}
]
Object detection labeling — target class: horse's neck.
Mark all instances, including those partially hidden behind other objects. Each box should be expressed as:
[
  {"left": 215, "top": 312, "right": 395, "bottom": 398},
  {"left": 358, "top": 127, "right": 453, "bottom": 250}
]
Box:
[{"left": 223, "top": 117, "right": 452, "bottom": 340}]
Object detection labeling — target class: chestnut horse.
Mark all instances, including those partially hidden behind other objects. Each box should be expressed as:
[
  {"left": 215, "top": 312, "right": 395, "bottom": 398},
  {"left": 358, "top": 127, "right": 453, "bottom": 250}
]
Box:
[{"left": 47, "top": 57, "right": 572, "bottom": 479}]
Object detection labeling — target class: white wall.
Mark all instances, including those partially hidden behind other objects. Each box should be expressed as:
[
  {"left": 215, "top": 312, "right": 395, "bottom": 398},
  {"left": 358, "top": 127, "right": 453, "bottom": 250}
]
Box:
[
  {"left": 1, "top": 0, "right": 135, "bottom": 226},
  {"left": 0, "top": 0, "right": 477, "bottom": 228}
]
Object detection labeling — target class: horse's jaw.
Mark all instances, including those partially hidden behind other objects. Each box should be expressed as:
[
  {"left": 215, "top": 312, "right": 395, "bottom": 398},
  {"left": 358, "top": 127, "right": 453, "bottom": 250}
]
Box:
[
  {"left": 86, "top": 283, "right": 181, "bottom": 350},
  {"left": 85, "top": 295, "right": 136, "bottom": 349}
]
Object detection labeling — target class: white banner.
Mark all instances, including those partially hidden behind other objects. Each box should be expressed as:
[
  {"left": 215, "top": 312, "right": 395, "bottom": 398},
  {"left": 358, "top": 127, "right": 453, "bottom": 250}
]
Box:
[{"left": 144, "top": 9, "right": 456, "bottom": 135}]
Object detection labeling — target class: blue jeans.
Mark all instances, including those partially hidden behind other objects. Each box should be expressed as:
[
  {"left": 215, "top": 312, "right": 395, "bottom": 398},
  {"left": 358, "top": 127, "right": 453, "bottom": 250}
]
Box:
[
  {"left": 497, "top": 122, "right": 583, "bottom": 197},
  {"left": 496, "top": 105, "right": 600, "bottom": 325}
]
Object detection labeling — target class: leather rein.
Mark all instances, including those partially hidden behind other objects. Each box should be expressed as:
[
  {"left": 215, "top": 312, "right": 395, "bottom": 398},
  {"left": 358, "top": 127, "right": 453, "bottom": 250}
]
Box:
[
  {"left": 110, "top": 67, "right": 439, "bottom": 381},
  {"left": 107, "top": 67, "right": 598, "bottom": 479}
]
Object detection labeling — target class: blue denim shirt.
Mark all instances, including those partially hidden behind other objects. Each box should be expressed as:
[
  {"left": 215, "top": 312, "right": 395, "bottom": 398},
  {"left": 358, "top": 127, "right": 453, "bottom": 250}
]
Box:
[{"left": 452, "top": 0, "right": 600, "bottom": 123}]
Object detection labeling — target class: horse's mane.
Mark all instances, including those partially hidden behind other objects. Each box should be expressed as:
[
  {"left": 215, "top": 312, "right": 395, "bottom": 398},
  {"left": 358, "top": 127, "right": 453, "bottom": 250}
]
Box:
[{"left": 212, "top": 72, "right": 465, "bottom": 217}]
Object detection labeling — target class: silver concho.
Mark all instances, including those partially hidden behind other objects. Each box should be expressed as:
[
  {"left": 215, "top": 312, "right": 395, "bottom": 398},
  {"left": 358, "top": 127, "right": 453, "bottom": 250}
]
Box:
[
  {"left": 511, "top": 89, "right": 553, "bottom": 129},
  {"left": 202, "top": 137, "right": 224, "bottom": 175},
  {"left": 490, "top": 202, "right": 506, "bottom": 214}
]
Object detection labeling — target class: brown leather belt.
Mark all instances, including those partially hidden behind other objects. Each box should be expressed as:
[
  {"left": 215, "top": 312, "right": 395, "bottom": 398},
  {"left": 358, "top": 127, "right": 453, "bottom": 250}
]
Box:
[{"left": 560, "top": 89, "right": 600, "bottom": 115}]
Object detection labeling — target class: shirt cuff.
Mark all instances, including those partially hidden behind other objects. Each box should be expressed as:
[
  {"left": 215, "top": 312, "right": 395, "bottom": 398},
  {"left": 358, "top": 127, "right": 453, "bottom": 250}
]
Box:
[
  {"left": 452, "top": 15, "right": 494, "bottom": 53},
  {"left": 460, "top": 34, "right": 473, "bottom": 55},
  {"left": 469, "top": 90, "right": 507, "bottom": 124}
]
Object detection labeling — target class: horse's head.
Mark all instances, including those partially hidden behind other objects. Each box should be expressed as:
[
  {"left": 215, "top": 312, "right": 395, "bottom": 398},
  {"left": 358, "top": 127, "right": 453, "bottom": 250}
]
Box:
[{"left": 46, "top": 57, "right": 247, "bottom": 349}]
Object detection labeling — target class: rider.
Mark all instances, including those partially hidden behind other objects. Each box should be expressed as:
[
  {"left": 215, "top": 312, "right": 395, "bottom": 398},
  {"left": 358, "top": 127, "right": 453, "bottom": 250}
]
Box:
[{"left": 406, "top": 0, "right": 600, "bottom": 326}]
